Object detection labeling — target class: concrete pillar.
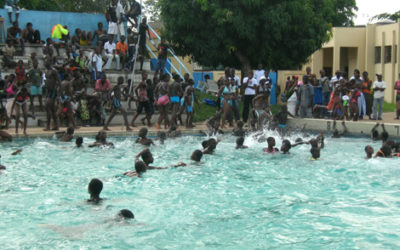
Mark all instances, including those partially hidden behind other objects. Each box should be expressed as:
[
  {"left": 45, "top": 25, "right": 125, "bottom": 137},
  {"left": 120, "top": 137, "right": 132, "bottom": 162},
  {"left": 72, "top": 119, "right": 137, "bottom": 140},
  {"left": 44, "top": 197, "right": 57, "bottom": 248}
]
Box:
[
  {"left": 365, "top": 24, "right": 376, "bottom": 76},
  {"left": 333, "top": 46, "right": 340, "bottom": 73},
  {"left": 391, "top": 30, "right": 397, "bottom": 103}
]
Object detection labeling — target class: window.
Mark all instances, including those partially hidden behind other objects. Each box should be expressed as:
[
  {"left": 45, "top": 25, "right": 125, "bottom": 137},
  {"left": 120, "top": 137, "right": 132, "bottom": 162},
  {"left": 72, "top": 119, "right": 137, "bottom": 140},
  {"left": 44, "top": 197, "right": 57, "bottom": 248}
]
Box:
[
  {"left": 375, "top": 47, "right": 381, "bottom": 64},
  {"left": 384, "top": 46, "right": 392, "bottom": 63}
]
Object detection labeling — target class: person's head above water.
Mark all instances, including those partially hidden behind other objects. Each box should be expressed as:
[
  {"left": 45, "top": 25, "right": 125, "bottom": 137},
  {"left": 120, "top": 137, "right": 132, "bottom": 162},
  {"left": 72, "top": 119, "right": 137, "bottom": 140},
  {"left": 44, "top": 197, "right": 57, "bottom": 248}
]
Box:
[
  {"left": 96, "top": 130, "right": 107, "bottom": 143},
  {"left": 76, "top": 137, "right": 83, "bottom": 147},
  {"left": 201, "top": 140, "right": 209, "bottom": 149},
  {"left": 158, "top": 131, "right": 166, "bottom": 141},
  {"left": 140, "top": 149, "right": 154, "bottom": 164},
  {"left": 138, "top": 128, "right": 148, "bottom": 138},
  {"left": 118, "top": 209, "right": 134, "bottom": 219},
  {"left": 280, "top": 139, "right": 291, "bottom": 153},
  {"left": 236, "top": 137, "right": 245, "bottom": 147},
  {"left": 135, "top": 160, "right": 147, "bottom": 175},
  {"left": 207, "top": 138, "right": 217, "bottom": 150},
  {"left": 364, "top": 145, "right": 374, "bottom": 158},
  {"left": 267, "top": 137, "right": 276, "bottom": 148},
  {"left": 191, "top": 150, "right": 203, "bottom": 162},
  {"left": 88, "top": 178, "right": 103, "bottom": 202},
  {"left": 236, "top": 121, "right": 244, "bottom": 129},
  {"left": 67, "top": 126, "right": 74, "bottom": 135},
  {"left": 310, "top": 147, "right": 320, "bottom": 160}
]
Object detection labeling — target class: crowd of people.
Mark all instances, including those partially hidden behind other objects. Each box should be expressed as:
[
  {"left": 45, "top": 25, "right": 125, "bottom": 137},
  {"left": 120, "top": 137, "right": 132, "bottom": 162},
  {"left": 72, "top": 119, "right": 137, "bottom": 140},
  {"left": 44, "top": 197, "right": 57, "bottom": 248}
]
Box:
[{"left": 282, "top": 67, "right": 400, "bottom": 121}]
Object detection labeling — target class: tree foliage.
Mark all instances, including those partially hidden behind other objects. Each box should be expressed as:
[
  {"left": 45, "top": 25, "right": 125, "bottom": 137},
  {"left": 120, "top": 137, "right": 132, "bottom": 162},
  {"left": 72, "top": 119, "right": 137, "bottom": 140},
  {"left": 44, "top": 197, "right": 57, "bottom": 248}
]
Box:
[
  {"left": 159, "top": 0, "right": 357, "bottom": 72},
  {"left": 371, "top": 10, "right": 400, "bottom": 22},
  {"left": 143, "top": 0, "right": 161, "bottom": 22}
]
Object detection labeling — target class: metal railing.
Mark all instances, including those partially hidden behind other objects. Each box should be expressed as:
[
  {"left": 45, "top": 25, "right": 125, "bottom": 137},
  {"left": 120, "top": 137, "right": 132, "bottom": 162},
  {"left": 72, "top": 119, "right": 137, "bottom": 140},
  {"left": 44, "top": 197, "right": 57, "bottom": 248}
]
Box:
[{"left": 146, "top": 23, "right": 192, "bottom": 79}]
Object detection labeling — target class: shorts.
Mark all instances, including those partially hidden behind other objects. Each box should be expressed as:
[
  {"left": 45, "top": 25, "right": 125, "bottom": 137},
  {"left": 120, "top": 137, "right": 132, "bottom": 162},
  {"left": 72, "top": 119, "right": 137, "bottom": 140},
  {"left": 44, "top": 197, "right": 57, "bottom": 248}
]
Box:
[
  {"left": 5, "top": 4, "right": 20, "bottom": 13},
  {"left": 157, "top": 95, "right": 169, "bottom": 106},
  {"left": 107, "top": 22, "right": 125, "bottom": 36},
  {"left": 186, "top": 105, "right": 193, "bottom": 113},
  {"left": 254, "top": 110, "right": 264, "bottom": 118},
  {"left": 396, "top": 93, "right": 400, "bottom": 102},
  {"left": 279, "top": 124, "right": 287, "bottom": 128},
  {"left": 30, "top": 86, "right": 42, "bottom": 96},
  {"left": 155, "top": 58, "right": 167, "bottom": 72},
  {"left": 137, "top": 101, "right": 150, "bottom": 114},
  {"left": 107, "top": 22, "right": 118, "bottom": 35},
  {"left": 92, "top": 70, "right": 102, "bottom": 81},
  {"left": 170, "top": 96, "right": 180, "bottom": 103}
]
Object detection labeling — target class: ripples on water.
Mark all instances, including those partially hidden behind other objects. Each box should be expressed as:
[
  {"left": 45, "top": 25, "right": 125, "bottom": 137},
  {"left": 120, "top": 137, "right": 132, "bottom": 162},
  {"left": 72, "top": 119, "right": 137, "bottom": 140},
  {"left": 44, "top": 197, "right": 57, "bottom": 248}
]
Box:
[{"left": 0, "top": 131, "right": 399, "bottom": 249}]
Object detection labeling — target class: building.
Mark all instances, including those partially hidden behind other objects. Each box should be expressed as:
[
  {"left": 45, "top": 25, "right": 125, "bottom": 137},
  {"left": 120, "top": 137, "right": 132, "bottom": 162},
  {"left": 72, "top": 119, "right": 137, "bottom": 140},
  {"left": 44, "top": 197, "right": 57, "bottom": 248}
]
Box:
[{"left": 278, "top": 20, "right": 400, "bottom": 103}]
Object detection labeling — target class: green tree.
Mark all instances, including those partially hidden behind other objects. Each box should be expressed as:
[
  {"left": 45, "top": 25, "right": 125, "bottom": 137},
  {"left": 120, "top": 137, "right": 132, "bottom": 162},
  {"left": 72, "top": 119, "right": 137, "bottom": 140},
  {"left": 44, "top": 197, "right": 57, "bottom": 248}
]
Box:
[
  {"left": 159, "top": 0, "right": 357, "bottom": 73},
  {"left": 143, "top": 0, "right": 161, "bottom": 21},
  {"left": 371, "top": 10, "right": 400, "bottom": 22}
]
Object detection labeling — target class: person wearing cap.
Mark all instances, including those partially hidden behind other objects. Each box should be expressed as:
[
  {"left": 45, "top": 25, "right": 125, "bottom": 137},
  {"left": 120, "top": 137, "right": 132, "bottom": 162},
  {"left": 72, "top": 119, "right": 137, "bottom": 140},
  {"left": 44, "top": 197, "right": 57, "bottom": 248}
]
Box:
[{"left": 372, "top": 74, "right": 386, "bottom": 120}]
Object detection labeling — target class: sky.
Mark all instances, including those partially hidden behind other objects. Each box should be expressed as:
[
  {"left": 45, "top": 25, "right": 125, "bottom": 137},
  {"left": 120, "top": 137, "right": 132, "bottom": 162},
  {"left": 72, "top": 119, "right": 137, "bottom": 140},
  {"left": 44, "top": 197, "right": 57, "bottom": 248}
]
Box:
[{"left": 354, "top": 0, "right": 400, "bottom": 25}]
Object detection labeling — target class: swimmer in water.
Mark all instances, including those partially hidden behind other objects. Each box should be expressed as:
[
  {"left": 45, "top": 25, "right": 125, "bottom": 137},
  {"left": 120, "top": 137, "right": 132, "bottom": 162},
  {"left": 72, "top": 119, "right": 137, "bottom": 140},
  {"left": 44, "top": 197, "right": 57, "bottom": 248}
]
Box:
[
  {"left": 157, "top": 131, "right": 166, "bottom": 145},
  {"left": 135, "top": 127, "right": 154, "bottom": 146},
  {"left": 0, "top": 154, "right": 6, "bottom": 170},
  {"left": 202, "top": 138, "right": 221, "bottom": 154},
  {"left": 263, "top": 137, "right": 279, "bottom": 153},
  {"left": 59, "top": 127, "right": 74, "bottom": 142},
  {"left": 232, "top": 120, "right": 245, "bottom": 137},
  {"left": 332, "top": 120, "right": 348, "bottom": 138},
  {"left": 76, "top": 137, "right": 83, "bottom": 147},
  {"left": 124, "top": 160, "right": 147, "bottom": 177},
  {"left": 280, "top": 139, "right": 308, "bottom": 154},
  {"left": 190, "top": 150, "right": 203, "bottom": 162},
  {"left": 87, "top": 178, "right": 103, "bottom": 203},
  {"left": 118, "top": 209, "right": 134, "bottom": 220},
  {"left": 89, "top": 130, "right": 114, "bottom": 148},
  {"left": 236, "top": 137, "right": 248, "bottom": 149},
  {"left": 309, "top": 132, "right": 325, "bottom": 160},
  {"left": 371, "top": 123, "right": 388, "bottom": 143},
  {"left": 374, "top": 143, "right": 392, "bottom": 158},
  {"left": 364, "top": 145, "right": 374, "bottom": 159},
  {"left": 136, "top": 148, "right": 186, "bottom": 169}
]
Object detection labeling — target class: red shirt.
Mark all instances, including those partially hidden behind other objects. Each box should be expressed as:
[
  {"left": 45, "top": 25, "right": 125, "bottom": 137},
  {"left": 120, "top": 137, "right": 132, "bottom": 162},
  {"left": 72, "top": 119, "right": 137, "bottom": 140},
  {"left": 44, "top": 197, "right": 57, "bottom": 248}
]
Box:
[{"left": 95, "top": 79, "right": 111, "bottom": 92}]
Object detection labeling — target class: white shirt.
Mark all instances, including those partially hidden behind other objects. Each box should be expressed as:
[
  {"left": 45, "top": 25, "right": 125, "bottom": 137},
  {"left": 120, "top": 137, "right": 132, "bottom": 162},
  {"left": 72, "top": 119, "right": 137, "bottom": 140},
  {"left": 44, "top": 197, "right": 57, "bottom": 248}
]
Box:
[
  {"left": 92, "top": 53, "right": 103, "bottom": 72},
  {"left": 234, "top": 75, "right": 241, "bottom": 87},
  {"left": 254, "top": 70, "right": 265, "bottom": 83},
  {"left": 373, "top": 80, "right": 386, "bottom": 99},
  {"left": 104, "top": 41, "right": 116, "bottom": 54},
  {"left": 330, "top": 75, "right": 343, "bottom": 89},
  {"left": 244, "top": 78, "right": 258, "bottom": 95},
  {"left": 116, "top": 2, "right": 124, "bottom": 19}
]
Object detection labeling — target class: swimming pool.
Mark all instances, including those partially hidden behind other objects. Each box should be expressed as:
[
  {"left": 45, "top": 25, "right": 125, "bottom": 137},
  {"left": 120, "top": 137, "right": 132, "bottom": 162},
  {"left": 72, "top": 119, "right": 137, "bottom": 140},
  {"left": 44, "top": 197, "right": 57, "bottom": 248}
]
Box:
[{"left": 0, "top": 133, "right": 399, "bottom": 249}]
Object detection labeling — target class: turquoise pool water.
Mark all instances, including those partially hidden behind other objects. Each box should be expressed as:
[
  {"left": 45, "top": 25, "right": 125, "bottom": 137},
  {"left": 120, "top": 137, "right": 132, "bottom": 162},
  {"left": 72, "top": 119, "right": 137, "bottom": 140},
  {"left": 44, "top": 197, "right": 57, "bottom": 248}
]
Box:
[{"left": 0, "top": 133, "right": 400, "bottom": 249}]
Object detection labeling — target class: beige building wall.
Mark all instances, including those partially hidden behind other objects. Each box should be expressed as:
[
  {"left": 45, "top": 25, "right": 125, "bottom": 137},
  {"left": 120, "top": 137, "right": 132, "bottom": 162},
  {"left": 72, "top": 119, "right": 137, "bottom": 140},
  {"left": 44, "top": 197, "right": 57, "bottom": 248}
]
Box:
[{"left": 285, "top": 20, "right": 400, "bottom": 103}]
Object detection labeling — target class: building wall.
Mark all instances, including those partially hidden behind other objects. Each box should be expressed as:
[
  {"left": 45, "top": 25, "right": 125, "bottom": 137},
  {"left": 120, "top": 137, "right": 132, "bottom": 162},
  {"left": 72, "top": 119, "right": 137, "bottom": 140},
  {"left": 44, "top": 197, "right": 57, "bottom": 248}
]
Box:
[
  {"left": 302, "top": 21, "right": 400, "bottom": 103},
  {"left": 0, "top": 9, "right": 110, "bottom": 42}
]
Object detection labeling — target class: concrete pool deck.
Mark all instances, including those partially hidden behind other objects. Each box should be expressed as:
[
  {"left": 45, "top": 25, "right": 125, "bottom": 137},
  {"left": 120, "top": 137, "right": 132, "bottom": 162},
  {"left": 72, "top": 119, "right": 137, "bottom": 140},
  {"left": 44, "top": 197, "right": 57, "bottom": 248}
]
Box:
[{"left": 4, "top": 112, "right": 400, "bottom": 139}]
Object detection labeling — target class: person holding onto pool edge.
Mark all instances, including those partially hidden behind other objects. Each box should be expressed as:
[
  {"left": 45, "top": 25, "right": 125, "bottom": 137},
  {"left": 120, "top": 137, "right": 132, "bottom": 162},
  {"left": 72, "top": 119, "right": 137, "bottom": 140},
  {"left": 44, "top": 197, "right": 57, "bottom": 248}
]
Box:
[
  {"left": 76, "top": 137, "right": 83, "bottom": 147},
  {"left": 309, "top": 133, "right": 325, "bottom": 160},
  {"left": 87, "top": 178, "right": 103, "bottom": 203},
  {"left": 89, "top": 130, "right": 114, "bottom": 148}
]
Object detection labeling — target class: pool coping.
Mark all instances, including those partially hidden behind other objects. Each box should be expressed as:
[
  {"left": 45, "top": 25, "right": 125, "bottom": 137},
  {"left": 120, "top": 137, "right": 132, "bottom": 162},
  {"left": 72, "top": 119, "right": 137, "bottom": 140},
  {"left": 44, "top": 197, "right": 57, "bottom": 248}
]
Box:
[{"left": 4, "top": 118, "right": 400, "bottom": 139}]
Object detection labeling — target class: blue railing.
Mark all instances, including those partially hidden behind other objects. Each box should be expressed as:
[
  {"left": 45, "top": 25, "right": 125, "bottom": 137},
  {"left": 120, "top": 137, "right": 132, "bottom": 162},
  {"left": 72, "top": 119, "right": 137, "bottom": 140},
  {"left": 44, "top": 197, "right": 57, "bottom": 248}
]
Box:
[{"left": 146, "top": 23, "right": 192, "bottom": 79}]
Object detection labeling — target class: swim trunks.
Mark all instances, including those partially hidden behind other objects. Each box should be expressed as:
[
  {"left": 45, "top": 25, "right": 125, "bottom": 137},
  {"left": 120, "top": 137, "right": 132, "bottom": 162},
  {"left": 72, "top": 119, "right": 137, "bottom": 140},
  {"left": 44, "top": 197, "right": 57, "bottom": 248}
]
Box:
[{"left": 170, "top": 96, "right": 180, "bottom": 103}]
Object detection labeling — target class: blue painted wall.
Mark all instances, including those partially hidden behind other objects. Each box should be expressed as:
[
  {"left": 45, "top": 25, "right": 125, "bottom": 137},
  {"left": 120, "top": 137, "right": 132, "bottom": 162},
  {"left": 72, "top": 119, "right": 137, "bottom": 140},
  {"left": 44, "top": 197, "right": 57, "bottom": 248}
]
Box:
[
  {"left": 0, "top": 8, "right": 123, "bottom": 42},
  {"left": 193, "top": 72, "right": 213, "bottom": 88}
]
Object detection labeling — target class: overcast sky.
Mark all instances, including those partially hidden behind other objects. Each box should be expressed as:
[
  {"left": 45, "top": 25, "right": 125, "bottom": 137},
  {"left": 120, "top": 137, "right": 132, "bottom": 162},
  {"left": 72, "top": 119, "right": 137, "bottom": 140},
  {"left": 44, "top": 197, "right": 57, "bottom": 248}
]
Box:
[{"left": 355, "top": 0, "right": 400, "bottom": 25}]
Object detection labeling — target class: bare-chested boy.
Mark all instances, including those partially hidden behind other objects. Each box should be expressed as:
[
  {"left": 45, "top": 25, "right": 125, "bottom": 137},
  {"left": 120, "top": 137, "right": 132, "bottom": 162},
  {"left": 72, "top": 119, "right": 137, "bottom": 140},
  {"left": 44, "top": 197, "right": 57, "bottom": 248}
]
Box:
[{"left": 44, "top": 60, "right": 61, "bottom": 131}]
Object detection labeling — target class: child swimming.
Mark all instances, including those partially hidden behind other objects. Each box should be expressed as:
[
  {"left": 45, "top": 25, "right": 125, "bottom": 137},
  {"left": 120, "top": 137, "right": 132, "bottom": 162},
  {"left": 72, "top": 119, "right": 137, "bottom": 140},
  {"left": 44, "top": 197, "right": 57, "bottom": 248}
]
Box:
[
  {"left": 236, "top": 137, "right": 248, "bottom": 149},
  {"left": 135, "top": 127, "right": 154, "bottom": 146},
  {"left": 263, "top": 137, "right": 279, "bottom": 153}
]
